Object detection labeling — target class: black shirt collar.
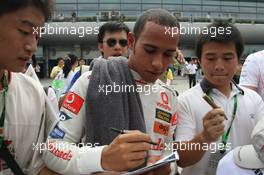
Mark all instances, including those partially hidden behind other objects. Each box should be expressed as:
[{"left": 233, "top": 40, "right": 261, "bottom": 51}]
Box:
[{"left": 200, "top": 78, "right": 244, "bottom": 95}]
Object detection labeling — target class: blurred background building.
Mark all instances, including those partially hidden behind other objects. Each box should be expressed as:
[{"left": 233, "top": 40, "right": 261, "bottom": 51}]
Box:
[{"left": 36, "top": 0, "right": 264, "bottom": 78}]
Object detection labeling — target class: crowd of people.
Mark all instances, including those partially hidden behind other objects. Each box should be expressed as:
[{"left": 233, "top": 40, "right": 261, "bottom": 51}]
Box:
[{"left": 1, "top": 0, "right": 264, "bottom": 175}]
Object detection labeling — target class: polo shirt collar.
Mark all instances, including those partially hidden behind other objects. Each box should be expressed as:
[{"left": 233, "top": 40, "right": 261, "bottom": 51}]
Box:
[{"left": 200, "top": 78, "right": 244, "bottom": 96}]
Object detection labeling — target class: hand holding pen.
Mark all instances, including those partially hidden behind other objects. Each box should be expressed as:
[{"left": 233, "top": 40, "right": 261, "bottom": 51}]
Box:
[
  {"left": 101, "top": 129, "right": 152, "bottom": 172},
  {"left": 201, "top": 94, "right": 226, "bottom": 142},
  {"left": 203, "top": 95, "right": 227, "bottom": 120},
  {"left": 110, "top": 127, "right": 157, "bottom": 145}
]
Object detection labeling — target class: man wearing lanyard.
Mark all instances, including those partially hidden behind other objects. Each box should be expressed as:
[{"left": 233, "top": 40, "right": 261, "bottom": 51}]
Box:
[
  {"left": 174, "top": 21, "right": 264, "bottom": 175},
  {"left": 0, "top": 0, "right": 57, "bottom": 174}
]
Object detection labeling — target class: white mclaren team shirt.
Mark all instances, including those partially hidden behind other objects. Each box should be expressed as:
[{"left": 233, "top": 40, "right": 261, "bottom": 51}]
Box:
[
  {"left": 175, "top": 83, "right": 264, "bottom": 175},
  {"left": 0, "top": 72, "right": 47, "bottom": 175},
  {"left": 217, "top": 150, "right": 264, "bottom": 175},
  {"left": 239, "top": 50, "right": 264, "bottom": 100},
  {"left": 43, "top": 69, "right": 178, "bottom": 175}
]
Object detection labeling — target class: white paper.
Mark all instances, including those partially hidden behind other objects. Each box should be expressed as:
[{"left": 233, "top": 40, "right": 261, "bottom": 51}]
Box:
[{"left": 122, "top": 152, "right": 179, "bottom": 175}]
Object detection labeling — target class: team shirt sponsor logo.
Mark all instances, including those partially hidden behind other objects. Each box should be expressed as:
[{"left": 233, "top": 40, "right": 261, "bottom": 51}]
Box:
[
  {"left": 48, "top": 141, "right": 72, "bottom": 161},
  {"left": 153, "top": 121, "right": 170, "bottom": 136},
  {"left": 151, "top": 138, "right": 164, "bottom": 151},
  {"left": 156, "top": 92, "right": 172, "bottom": 111},
  {"left": 155, "top": 108, "right": 172, "bottom": 123},
  {"left": 50, "top": 125, "right": 65, "bottom": 139},
  {"left": 59, "top": 112, "right": 72, "bottom": 121},
  {"left": 171, "top": 112, "right": 178, "bottom": 126},
  {"left": 62, "top": 92, "right": 84, "bottom": 115},
  {"left": 161, "top": 92, "right": 168, "bottom": 104}
]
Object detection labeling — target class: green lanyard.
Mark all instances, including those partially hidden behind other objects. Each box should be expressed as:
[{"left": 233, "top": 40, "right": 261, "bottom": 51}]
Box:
[
  {"left": 0, "top": 73, "right": 8, "bottom": 148},
  {"left": 207, "top": 93, "right": 238, "bottom": 154}
]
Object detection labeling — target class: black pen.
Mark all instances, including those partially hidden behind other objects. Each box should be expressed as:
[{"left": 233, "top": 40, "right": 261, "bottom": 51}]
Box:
[{"left": 110, "top": 127, "right": 158, "bottom": 145}]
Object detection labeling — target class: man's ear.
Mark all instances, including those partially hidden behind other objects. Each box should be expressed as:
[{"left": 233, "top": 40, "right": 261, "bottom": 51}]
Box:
[
  {"left": 98, "top": 43, "right": 103, "bottom": 53},
  {"left": 127, "top": 32, "right": 135, "bottom": 49}
]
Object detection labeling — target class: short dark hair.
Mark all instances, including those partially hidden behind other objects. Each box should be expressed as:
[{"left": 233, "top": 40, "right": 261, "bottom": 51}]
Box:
[
  {"left": 133, "top": 9, "right": 179, "bottom": 40},
  {"left": 56, "top": 57, "right": 64, "bottom": 64},
  {"left": 195, "top": 21, "right": 244, "bottom": 60},
  {"left": 0, "top": 0, "right": 53, "bottom": 22},
  {"left": 97, "top": 22, "right": 130, "bottom": 43}
]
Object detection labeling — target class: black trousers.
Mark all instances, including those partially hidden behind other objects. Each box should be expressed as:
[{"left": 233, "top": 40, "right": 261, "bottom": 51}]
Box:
[{"left": 188, "top": 74, "right": 196, "bottom": 88}]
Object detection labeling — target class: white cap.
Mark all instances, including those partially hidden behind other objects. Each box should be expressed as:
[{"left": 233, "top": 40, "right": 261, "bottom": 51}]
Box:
[{"left": 233, "top": 117, "right": 264, "bottom": 169}]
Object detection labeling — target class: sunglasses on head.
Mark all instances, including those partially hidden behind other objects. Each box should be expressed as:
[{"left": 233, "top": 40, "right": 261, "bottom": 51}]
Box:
[{"left": 104, "top": 38, "right": 128, "bottom": 47}]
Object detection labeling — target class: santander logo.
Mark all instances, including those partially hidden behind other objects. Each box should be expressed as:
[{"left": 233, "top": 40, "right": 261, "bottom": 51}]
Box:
[
  {"left": 151, "top": 138, "right": 164, "bottom": 151},
  {"left": 48, "top": 141, "right": 73, "bottom": 161}
]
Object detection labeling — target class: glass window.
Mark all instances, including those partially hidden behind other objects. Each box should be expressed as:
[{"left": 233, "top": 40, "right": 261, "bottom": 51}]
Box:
[
  {"left": 257, "top": 14, "right": 264, "bottom": 19},
  {"left": 78, "top": 0, "right": 97, "bottom": 2},
  {"left": 183, "top": 5, "right": 201, "bottom": 12},
  {"left": 239, "top": 7, "right": 256, "bottom": 13},
  {"left": 99, "top": 0, "right": 120, "bottom": 3},
  {"left": 221, "top": 6, "right": 239, "bottom": 13},
  {"left": 56, "top": 4, "right": 77, "bottom": 11},
  {"left": 257, "top": 7, "right": 264, "bottom": 13},
  {"left": 202, "top": 12, "right": 220, "bottom": 18},
  {"left": 143, "top": 0, "right": 161, "bottom": 3},
  {"left": 203, "top": 5, "right": 221, "bottom": 12},
  {"left": 239, "top": 13, "right": 256, "bottom": 19},
  {"left": 257, "top": 2, "right": 264, "bottom": 7},
  {"left": 121, "top": 0, "right": 141, "bottom": 3},
  {"left": 121, "top": 10, "right": 141, "bottom": 16},
  {"left": 56, "top": 0, "right": 76, "bottom": 3},
  {"left": 221, "top": 1, "right": 238, "bottom": 6},
  {"left": 99, "top": 4, "right": 121, "bottom": 11},
  {"left": 202, "top": 0, "right": 220, "bottom": 5},
  {"left": 239, "top": 2, "right": 257, "bottom": 7},
  {"left": 183, "top": 0, "right": 201, "bottom": 5},
  {"left": 163, "top": 4, "right": 182, "bottom": 11},
  {"left": 78, "top": 11, "right": 97, "bottom": 17},
  {"left": 55, "top": 10, "right": 74, "bottom": 17},
  {"left": 121, "top": 4, "right": 141, "bottom": 10},
  {"left": 163, "top": 0, "right": 182, "bottom": 4},
  {"left": 142, "top": 4, "right": 162, "bottom": 10},
  {"left": 182, "top": 12, "right": 201, "bottom": 17},
  {"left": 78, "top": 4, "right": 98, "bottom": 11}
]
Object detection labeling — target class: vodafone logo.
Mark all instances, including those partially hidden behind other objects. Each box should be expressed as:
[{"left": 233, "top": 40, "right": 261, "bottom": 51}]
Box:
[
  {"left": 161, "top": 92, "right": 169, "bottom": 104},
  {"left": 62, "top": 92, "right": 84, "bottom": 115},
  {"left": 156, "top": 91, "right": 171, "bottom": 111},
  {"left": 66, "top": 93, "right": 75, "bottom": 104}
]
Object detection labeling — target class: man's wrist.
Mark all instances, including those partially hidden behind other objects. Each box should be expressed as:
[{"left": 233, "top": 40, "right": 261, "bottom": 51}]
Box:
[{"left": 199, "top": 132, "right": 211, "bottom": 144}]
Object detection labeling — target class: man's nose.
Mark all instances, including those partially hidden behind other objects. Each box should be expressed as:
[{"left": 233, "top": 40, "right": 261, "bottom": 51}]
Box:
[
  {"left": 152, "top": 54, "right": 163, "bottom": 71},
  {"left": 24, "top": 37, "right": 38, "bottom": 54}
]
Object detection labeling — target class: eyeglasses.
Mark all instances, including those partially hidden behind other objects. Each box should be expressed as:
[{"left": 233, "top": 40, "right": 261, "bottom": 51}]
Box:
[{"left": 104, "top": 38, "right": 128, "bottom": 47}]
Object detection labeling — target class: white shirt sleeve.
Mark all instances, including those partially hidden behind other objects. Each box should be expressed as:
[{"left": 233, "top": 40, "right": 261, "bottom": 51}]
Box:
[
  {"left": 175, "top": 94, "right": 196, "bottom": 141},
  {"left": 42, "top": 72, "right": 105, "bottom": 175},
  {"left": 27, "top": 89, "right": 46, "bottom": 175},
  {"left": 239, "top": 54, "right": 260, "bottom": 88},
  {"left": 252, "top": 90, "right": 264, "bottom": 123}
]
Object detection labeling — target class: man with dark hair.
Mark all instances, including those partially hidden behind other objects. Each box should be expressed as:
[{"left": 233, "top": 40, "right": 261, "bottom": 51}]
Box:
[
  {"left": 88, "top": 22, "right": 130, "bottom": 70},
  {"left": 175, "top": 21, "right": 264, "bottom": 175},
  {"left": 43, "top": 9, "right": 180, "bottom": 175},
  {"left": 0, "top": 0, "right": 57, "bottom": 174},
  {"left": 97, "top": 22, "right": 130, "bottom": 58},
  {"left": 66, "top": 22, "right": 130, "bottom": 91}
]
